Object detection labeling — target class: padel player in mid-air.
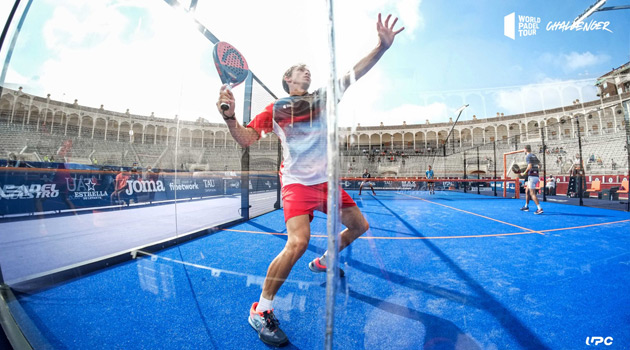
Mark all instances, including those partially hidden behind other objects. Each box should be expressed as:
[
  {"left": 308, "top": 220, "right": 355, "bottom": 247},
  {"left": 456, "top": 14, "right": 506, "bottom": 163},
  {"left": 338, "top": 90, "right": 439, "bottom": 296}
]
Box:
[{"left": 217, "top": 13, "right": 404, "bottom": 347}]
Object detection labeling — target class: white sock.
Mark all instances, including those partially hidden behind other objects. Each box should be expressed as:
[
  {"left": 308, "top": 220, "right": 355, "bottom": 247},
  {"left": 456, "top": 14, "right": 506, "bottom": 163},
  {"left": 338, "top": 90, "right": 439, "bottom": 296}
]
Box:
[
  {"left": 524, "top": 202, "right": 528, "bottom": 207},
  {"left": 537, "top": 205, "right": 542, "bottom": 210},
  {"left": 319, "top": 252, "right": 328, "bottom": 264},
  {"left": 257, "top": 295, "right": 273, "bottom": 313}
]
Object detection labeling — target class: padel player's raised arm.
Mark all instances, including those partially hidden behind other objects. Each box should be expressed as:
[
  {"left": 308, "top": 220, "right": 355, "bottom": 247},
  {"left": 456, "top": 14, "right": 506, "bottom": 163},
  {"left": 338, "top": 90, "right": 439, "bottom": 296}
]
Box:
[
  {"left": 216, "top": 84, "right": 259, "bottom": 147},
  {"left": 339, "top": 13, "right": 404, "bottom": 91}
]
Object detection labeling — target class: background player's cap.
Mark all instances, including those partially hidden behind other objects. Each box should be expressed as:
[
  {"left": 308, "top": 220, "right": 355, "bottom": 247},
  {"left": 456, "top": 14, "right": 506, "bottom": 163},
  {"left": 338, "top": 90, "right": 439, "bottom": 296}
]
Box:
[{"left": 524, "top": 145, "right": 532, "bottom": 152}]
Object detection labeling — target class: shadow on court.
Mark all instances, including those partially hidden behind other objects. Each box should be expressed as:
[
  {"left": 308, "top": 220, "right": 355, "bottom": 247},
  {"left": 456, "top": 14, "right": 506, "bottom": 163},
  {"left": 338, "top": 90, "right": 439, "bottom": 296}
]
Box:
[
  {"left": 369, "top": 196, "right": 552, "bottom": 350},
  {"left": 247, "top": 201, "right": 552, "bottom": 349}
]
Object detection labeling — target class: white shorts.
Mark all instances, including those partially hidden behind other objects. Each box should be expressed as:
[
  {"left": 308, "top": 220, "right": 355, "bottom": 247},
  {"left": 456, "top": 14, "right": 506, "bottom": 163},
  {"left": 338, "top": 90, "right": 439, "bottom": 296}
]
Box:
[
  {"left": 360, "top": 181, "right": 373, "bottom": 187},
  {"left": 527, "top": 176, "right": 539, "bottom": 190}
]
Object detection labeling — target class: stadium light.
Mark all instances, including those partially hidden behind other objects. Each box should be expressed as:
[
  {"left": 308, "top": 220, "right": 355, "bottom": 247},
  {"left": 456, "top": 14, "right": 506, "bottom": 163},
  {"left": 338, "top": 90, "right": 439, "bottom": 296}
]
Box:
[
  {"left": 443, "top": 104, "right": 470, "bottom": 150},
  {"left": 455, "top": 104, "right": 470, "bottom": 115},
  {"left": 573, "top": 0, "right": 607, "bottom": 24}
]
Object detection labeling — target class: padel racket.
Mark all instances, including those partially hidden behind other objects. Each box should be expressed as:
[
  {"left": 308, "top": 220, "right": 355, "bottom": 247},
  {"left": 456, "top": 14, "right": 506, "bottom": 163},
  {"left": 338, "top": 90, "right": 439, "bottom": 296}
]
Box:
[{"left": 213, "top": 41, "right": 250, "bottom": 111}]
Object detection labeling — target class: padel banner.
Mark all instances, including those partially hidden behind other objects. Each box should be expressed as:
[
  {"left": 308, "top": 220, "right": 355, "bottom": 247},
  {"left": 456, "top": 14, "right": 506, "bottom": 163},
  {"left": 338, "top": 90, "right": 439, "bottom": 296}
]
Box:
[{"left": 0, "top": 167, "right": 277, "bottom": 216}]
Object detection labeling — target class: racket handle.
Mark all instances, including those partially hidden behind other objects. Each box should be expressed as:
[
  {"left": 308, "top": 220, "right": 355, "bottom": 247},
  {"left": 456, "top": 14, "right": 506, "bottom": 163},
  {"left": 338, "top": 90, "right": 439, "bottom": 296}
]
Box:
[{"left": 220, "top": 83, "right": 233, "bottom": 111}]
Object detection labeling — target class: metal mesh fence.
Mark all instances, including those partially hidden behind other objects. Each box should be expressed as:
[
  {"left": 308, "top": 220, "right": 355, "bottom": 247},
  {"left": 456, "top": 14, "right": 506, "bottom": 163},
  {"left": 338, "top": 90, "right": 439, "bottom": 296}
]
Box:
[
  {"left": 440, "top": 93, "right": 630, "bottom": 210},
  {"left": 338, "top": 82, "right": 630, "bottom": 211}
]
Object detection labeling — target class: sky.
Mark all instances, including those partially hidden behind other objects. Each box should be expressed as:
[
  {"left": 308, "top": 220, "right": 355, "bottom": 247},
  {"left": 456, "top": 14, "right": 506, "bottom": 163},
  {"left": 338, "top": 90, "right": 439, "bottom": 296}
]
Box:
[{"left": 0, "top": 0, "right": 629, "bottom": 129}]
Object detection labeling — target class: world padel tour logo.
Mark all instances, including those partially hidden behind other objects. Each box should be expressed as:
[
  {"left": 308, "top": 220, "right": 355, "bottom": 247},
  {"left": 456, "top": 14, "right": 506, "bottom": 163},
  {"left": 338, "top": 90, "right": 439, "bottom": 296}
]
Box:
[
  {"left": 504, "top": 13, "right": 540, "bottom": 39},
  {"left": 504, "top": 12, "right": 612, "bottom": 39}
]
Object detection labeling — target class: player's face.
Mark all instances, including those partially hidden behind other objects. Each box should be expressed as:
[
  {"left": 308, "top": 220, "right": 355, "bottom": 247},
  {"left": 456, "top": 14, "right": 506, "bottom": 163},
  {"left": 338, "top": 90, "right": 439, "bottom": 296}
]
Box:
[{"left": 287, "top": 66, "right": 311, "bottom": 91}]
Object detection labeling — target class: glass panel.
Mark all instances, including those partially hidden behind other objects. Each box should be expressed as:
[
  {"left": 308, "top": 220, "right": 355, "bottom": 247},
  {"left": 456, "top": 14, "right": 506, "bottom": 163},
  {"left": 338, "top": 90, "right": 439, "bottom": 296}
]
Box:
[
  {"left": 0, "top": 0, "right": 327, "bottom": 349},
  {"left": 0, "top": 1, "right": 186, "bottom": 285}
]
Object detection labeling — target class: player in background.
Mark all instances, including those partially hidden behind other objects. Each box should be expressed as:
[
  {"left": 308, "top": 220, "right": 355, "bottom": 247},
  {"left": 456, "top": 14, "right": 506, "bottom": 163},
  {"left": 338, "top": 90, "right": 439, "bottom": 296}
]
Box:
[
  {"left": 426, "top": 165, "right": 435, "bottom": 194},
  {"left": 517, "top": 145, "right": 543, "bottom": 214},
  {"left": 359, "top": 168, "right": 376, "bottom": 195}
]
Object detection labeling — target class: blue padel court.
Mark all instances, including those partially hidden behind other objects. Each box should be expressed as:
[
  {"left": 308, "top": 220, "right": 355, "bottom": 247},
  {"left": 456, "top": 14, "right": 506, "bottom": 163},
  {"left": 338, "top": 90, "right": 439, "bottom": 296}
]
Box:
[{"left": 7, "top": 190, "right": 630, "bottom": 349}]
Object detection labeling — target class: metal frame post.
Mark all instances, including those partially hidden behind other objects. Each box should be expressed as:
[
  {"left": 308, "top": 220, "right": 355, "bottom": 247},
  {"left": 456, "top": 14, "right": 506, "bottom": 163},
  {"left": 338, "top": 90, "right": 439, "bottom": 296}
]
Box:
[
  {"left": 240, "top": 73, "right": 253, "bottom": 220},
  {"left": 324, "top": 0, "right": 341, "bottom": 348},
  {"left": 463, "top": 152, "right": 467, "bottom": 193},
  {"left": 476, "top": 146, "right": 480, "bottom": 194},
  {"left": 493, "top": 141, "right": 497, "bottom": 196},
  {"left": 541, "top": 124, "right": 547, "bottom": 202},
  {"left": 575, "top": 114, "right": 584, "bottom": 206}
]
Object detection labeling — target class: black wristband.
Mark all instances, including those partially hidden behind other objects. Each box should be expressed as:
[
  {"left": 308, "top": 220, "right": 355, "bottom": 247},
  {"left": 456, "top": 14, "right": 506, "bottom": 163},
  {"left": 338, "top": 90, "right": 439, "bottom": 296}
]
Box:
[{"left": 222, "top": 111, "right": 236, "bottom": 121}]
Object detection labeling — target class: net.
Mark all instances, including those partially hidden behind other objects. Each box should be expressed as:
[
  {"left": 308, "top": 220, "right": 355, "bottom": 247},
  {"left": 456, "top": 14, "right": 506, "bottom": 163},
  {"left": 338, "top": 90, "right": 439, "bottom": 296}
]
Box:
[{"left": 341, "top": 177, "right": 520, "bottom": 200}]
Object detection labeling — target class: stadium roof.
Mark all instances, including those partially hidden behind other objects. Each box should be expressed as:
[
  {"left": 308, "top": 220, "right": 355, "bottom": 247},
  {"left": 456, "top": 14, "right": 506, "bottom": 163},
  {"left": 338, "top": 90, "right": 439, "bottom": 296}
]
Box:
[{"left": 596, "top": 61, "right": 630, "bottom": 86}]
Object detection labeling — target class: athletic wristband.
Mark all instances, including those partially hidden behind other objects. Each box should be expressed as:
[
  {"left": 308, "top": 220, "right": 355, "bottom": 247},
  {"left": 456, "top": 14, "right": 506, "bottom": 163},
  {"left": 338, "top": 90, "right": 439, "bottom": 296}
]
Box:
[{"left": 222, "top": 112, "right": 236, "bottom": 121}]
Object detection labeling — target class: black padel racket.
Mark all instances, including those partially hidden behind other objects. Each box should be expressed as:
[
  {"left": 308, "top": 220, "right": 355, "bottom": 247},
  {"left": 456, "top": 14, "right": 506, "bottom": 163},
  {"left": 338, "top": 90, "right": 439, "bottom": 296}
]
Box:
[
  {"left": 213, "top": 41, "right": 250, "bottom": 111},
  {"left": 511, "top": 163, "right": 521, "bottom": 174}
]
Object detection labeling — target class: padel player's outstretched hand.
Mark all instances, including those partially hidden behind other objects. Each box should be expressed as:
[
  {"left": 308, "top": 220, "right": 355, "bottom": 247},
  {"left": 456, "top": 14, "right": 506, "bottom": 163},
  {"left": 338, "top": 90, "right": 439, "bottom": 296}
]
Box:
[
  {"left": 377, "top": 13, "right": 405, "bottom": 49},
  {"left": 217, "top": 84, "right": 235, "bottom": 119},
  {"left": 345, "top": 13, "right": 405, "bottom": 89}
]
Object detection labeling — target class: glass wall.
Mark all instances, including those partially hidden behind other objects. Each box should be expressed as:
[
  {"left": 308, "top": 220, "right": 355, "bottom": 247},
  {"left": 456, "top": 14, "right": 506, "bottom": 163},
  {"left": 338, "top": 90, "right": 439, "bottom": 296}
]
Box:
[{"left": 0, "top": 1, "right": 282, "bottom": 285}]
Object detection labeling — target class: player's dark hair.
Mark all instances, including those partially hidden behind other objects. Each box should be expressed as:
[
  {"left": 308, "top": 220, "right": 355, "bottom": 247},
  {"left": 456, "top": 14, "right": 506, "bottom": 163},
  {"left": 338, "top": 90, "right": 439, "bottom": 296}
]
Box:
[{"left": 282, "top": 64, "right": 307, "bottom": 93}]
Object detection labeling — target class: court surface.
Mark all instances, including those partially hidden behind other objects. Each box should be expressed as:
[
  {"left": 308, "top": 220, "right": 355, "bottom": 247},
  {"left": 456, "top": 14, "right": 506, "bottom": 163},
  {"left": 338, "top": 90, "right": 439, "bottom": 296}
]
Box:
[{"left": 11, "top": 190, "right": 630, "bottom": 349}]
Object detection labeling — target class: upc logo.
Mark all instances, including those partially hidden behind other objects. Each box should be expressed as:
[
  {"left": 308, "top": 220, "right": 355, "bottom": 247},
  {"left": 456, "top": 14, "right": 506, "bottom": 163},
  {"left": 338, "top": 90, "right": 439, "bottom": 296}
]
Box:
[{"left": 586, "top": 337, "right": 613, "bottom": 346}]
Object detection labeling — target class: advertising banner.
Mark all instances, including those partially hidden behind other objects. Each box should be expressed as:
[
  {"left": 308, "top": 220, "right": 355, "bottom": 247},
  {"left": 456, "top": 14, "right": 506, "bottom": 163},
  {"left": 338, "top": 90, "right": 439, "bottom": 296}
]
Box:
[{"left": 0, "top": 166, "right": 278, "bottom": 217}]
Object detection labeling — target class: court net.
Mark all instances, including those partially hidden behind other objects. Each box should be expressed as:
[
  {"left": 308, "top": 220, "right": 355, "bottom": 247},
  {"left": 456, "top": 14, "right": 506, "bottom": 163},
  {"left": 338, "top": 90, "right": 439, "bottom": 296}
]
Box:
[{"left": 342, "top": 177, "right": 521, "bottom": 200}]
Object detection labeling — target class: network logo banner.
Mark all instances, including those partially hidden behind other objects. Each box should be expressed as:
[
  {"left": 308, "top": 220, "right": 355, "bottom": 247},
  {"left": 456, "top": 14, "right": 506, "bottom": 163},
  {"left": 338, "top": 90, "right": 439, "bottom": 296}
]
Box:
[{"left": 504, "top": 12, "right": 612, "bottom": 40}]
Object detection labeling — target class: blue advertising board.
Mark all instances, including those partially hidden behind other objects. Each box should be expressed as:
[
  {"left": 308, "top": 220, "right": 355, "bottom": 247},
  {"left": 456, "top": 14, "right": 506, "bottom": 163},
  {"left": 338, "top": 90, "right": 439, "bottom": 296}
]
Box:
[{"left": 0, "top": 165, "right": 278, "bottom": 217}]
